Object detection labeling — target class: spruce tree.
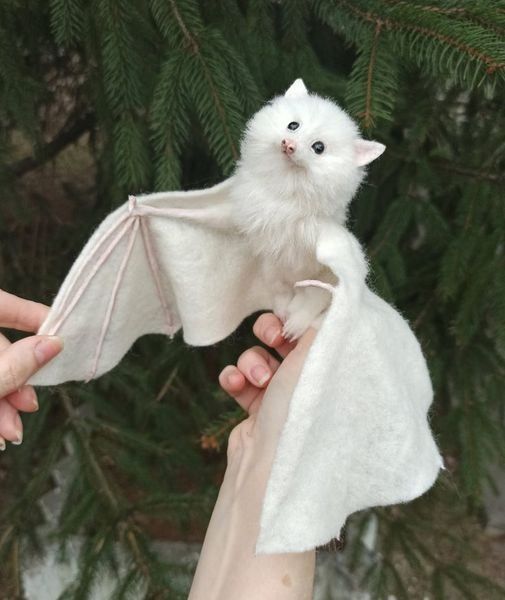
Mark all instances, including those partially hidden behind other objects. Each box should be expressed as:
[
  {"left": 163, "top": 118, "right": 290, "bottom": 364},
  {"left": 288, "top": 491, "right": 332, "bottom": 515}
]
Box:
[{"left": 1, "top": 1, "right": 504, "bottom": 598}]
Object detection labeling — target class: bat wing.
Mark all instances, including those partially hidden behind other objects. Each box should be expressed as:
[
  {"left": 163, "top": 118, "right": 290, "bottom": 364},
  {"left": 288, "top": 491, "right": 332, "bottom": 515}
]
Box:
[
  {"left": 29, "top": 187, "right": 442, "bottom": 556},
  {"left": 257, "top": 222, "right": 443, "bottom": 554},
  {"left": 30, "top": 177, "right": 272, "bottom": 385}
]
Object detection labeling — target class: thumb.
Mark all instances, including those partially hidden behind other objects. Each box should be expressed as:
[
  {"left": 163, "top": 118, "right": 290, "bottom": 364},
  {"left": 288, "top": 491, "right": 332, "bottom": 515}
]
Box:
[{"left": 0, "top": 335, "right": 63, "bottom": 398}]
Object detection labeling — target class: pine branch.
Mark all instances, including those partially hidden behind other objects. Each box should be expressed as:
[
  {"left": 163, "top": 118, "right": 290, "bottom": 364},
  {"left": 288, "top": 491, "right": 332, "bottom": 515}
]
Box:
[
  {"left": 365, "top": 22, "right": 383, "bottom": 127},
  {"left": 432, "top": 159, "right": 505, "bottom": 184},
  {"left": 11, "top": 538, "right": 21, "bottom": 600},
  {"left": 50, "top": 0, "right": 85, "bottom": 46},
  {"left": 168, "top": 0, "right": 200, "bottom": 54},
  {"left": 156, "top": 1, "right": 240, "bottom": 163},
  {"left": 333, "top": 0, "right": 505, "bottom": 75},
  {"left": 58, "top": 389, "right": 187, "bottom": 595},
  {"left": 150, "top": 48, "right": 190, "bottom": 189},
  {"left": 386, "top": 1, "right": 505, "bottom": 38},
  {"left": 387, "top": 2, "right": 466, "bottom": 17},
  {"left": 60, "top": 389, "right": 119, "bottom": 511},
  {"left": 345, "top": 19, "right": 399, "bottom": 127},
  {"left": 200, "top": 407, "right": 243, "bottom": 451},
  {"left": 195, "top": 52, "right": 240, "bottom": 163},
  {"left": 7, "top": 111, "right": 94, "bottom": 177}
]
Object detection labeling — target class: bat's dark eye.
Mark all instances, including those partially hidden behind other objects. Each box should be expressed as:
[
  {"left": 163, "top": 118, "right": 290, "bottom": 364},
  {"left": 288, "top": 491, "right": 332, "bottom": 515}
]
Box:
[
  {"left": 312, "top": 141, "right": 325, "bottom": 154},
  {"left": 287, "top": 121, "right": 299, "bottom": 131}
]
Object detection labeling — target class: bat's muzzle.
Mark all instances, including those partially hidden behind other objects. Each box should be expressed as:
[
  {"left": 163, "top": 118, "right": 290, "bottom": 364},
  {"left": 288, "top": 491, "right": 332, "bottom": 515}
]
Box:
[{"left": 281, "top": 138, "right": 297, "bottom": 156}]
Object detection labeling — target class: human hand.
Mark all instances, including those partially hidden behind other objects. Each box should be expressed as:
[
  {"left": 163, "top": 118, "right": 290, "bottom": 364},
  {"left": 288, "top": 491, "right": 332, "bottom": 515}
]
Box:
[
  {"left": 218, "top": 311, "right": 299, "bottom": 414},
  {"left": 0, "top": 290, "right": 62, "bottom": 449},
  {"left": 219, "top": 311, "right": 317, "bottom": 460},
  {"left": 189, "top": 313, "right": 317, "bottom": 600}
]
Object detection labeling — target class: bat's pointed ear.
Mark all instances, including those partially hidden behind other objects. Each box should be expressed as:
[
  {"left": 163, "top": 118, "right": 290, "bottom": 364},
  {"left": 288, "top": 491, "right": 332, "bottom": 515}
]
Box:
[
  {"left": 285, "top": 79, "right": 308, "bottom": 99},
  {"left": 354, "top": 139, "right": 386, "bottom": 167}
]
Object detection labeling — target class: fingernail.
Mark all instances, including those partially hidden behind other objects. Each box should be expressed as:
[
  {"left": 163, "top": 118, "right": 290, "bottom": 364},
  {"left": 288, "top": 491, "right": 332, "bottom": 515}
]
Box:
[
  {"left": 251, "top": 365, "right": 270, "bottom": 386},
  {"left": 34, "top": 336, "right": 63, "bottom": 366},
  {"left": 0, "top": 438, "right": 5, "bottom": 451},
  {"left": 25, "top": 386, "right": 39, "bottom": 410},
  {"left": 12, "top": 430, "right": 23, "bottom": 445},
  {"left": 265, "top": 326, "right": 280, "bottom": 345}
]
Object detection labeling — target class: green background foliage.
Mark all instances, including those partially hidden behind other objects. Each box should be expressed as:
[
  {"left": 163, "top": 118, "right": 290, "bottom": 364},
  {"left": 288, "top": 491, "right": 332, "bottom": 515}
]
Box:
[{"left": 1, "top": 1, "right": 504, "bottom": 598}]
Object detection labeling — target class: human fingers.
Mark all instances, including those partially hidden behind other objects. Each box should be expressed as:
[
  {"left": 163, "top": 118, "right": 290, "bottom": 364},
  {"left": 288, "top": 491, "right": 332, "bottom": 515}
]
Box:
[
  {"left": 219, "top": 365, "right": 263, "bottom": 413},
  {"left": 0, "top": 331, "right": 10, "bottom": 350},
  {"left": 0, "top": 333, "right": 40, "bottom": 412},
  {"left": 253, "top": 313, "right": 296, "bottom": 358},
  {"left": 6, "top": 386, "right": 39, "bottom": 412},
  {"left": 0, "top": 400, "right": 23, "bottom": 443},
  {"left": 236, "top": 345, "right": 280, "bottom": 389},
  {"left": 0, "top": 335, "right": 62, "bottom": 398},
  {"left": 0, "top": 332, "right": 39, "bottom": 414},
  {"left": 219, "top": 346, "right": 281, "bottom": 414},
  {"left": 0, "top": 290, "right": 49, "bottom": 332}
]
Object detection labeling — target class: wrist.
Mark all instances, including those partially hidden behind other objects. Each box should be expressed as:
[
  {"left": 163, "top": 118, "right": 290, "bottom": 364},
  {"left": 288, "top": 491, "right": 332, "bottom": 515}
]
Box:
[{"left": 189, "top": 417, "right": 315, "bottom": 600}]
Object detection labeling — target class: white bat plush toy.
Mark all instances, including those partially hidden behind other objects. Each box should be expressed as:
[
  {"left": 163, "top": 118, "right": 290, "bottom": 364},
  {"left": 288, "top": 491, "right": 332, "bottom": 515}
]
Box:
[{"left": 30, "top": 80, "right": 443, "bottom": 554}]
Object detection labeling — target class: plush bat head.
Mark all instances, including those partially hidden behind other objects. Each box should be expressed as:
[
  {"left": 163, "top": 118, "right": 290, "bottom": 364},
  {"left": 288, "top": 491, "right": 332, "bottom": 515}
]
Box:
[{"left": 239, "top": 79, "right": 385, "bottom": 221}]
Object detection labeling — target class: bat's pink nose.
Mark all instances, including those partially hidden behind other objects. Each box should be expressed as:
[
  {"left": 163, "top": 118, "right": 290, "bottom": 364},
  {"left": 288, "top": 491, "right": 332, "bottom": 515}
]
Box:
[{"left": 281, "top": 139, "right": 297, "bottom": 155}]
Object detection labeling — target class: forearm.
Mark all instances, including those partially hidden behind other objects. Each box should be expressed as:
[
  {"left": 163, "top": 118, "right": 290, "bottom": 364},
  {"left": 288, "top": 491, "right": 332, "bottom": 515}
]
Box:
[
  {"left": 189, "top": 324, "right": 317, "bottom": 599},
  {"left": 188, "top": 416, "right": 315, "bottom": 600}
]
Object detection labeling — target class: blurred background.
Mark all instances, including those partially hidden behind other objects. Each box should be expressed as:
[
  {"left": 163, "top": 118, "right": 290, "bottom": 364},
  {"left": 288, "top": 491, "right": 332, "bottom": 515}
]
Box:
[{"left": 1, "top": 1, "right": 504, "bottom": 598}]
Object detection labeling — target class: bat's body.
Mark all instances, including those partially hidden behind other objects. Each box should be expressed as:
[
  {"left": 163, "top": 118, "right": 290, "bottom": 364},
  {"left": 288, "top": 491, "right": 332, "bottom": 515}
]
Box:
[
  {"left": 230, "top": 79, "right": 385, "bottom": 338},
  {"left": 29, "top": 78, "right": 387, "bottom": 376}
]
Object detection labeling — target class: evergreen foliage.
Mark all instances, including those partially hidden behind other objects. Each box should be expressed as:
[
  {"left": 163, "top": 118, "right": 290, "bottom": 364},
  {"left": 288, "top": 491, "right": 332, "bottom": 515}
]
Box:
[{"left": 1, "top": 1, "right": 504, "bottom": 598}]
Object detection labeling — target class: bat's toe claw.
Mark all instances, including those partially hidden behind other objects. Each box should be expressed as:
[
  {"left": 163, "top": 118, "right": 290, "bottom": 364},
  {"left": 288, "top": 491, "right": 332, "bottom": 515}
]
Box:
[
  {"left": 282, "top": 302, "right": 327, "bottom": 341},
  {"left": 282, "top": 314, "right": 310, "bottom": 342}
]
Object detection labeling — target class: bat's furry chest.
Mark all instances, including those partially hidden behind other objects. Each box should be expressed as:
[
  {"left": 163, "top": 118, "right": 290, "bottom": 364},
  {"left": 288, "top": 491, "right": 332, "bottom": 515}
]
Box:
[
  {"left": 231, "top": 182, "right": 322, "bottom": 279},
  {"left": 238, "top": 215, "right": 320, "bottom": 281}
]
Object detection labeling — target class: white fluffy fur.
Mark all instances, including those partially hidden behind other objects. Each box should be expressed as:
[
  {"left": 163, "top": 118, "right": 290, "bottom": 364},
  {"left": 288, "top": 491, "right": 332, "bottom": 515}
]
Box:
[{"left": 231, "top": 79, "right": 385, "bottom": 339}]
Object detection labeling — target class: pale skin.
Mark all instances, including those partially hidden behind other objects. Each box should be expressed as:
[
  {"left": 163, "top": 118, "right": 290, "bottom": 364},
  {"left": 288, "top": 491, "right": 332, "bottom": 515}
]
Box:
[
  {"left": 189, "top": 312, "right": 317, "bottom": 600},
  {"left": 0, "top": 290, "right": 63, "bottom": 450},
  {"left": 1, "top": 294, "right": 315, "bottom": 597}
]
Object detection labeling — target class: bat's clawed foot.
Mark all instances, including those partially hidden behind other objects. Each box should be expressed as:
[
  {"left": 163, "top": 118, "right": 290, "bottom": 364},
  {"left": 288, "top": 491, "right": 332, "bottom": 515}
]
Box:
[
  {"left": 280, "top": 286, "right": 330, "bottom": 341},
  {"left": 282, "top": 307, "right": 318, "bottom": 341}
]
